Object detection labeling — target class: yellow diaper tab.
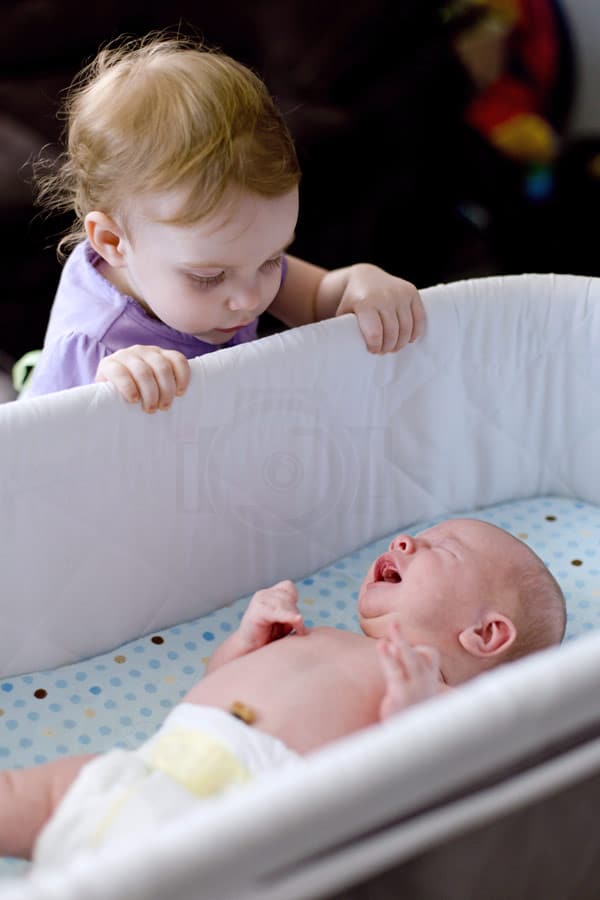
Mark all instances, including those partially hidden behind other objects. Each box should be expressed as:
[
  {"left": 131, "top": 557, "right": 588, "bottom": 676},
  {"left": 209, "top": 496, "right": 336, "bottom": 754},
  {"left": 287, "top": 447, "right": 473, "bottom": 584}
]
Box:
[{"left": 149, "top": 727, "right": 251, "bottom": 796}]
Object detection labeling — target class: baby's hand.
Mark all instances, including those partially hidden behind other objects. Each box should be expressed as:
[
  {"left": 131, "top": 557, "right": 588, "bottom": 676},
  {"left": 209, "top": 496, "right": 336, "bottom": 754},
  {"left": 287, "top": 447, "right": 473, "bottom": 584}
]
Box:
[
  {"left": 335, "top": 264, "right": 425, "bottom": 353},
  {"left": 377, "top": 623, "right": 441, "bottom": 719},
  {"left": 96, "top": 345, "right": 190, "bottom": 413},
  {"left": 238, "top": 580, "right": 308, "bottom": 653}
]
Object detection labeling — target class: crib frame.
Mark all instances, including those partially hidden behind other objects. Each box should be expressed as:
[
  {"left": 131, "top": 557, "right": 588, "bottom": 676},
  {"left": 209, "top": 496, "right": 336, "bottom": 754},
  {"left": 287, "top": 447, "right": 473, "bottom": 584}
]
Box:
[{"left": 1, "top": 272, "right": 599, "bottom": 899}]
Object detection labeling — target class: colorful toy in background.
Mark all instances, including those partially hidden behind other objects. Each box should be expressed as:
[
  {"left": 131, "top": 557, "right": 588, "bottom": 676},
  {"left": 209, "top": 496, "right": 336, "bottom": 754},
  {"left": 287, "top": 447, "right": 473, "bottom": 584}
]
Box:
[
  {"left": 447, "top": 0, "right": 567, "bottom": 204},
  {"left": 466, "top": 0, "right": 560, "bottom": 165}
]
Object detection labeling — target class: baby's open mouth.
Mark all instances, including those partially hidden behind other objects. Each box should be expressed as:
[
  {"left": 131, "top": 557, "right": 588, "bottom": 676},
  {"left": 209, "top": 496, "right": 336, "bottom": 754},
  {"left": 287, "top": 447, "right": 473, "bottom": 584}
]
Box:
[{"left": 374, "top": 556, "right": 402, "bottom": 584}]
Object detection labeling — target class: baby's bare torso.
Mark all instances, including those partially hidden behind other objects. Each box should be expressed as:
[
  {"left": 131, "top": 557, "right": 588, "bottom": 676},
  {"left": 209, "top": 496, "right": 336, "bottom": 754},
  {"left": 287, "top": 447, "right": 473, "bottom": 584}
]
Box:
[{"left": 183, "top": 628, "right": 385, "bottom": 753}]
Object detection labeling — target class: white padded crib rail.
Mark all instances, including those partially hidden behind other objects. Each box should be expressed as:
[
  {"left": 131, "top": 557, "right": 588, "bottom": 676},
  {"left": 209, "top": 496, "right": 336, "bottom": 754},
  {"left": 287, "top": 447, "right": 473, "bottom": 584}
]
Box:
[
  {"left": 3, "top": 272, "right": 600, "bottom": 900},
  {"left": 0, "top": 272, "right": 599, "bottom": 678}
]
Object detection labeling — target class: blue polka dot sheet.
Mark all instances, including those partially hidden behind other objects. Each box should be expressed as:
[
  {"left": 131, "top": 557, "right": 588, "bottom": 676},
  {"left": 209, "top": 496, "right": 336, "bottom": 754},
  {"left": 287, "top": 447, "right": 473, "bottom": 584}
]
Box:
[{"left": 1, "top": 494, "right": 598, "bottom": 875}]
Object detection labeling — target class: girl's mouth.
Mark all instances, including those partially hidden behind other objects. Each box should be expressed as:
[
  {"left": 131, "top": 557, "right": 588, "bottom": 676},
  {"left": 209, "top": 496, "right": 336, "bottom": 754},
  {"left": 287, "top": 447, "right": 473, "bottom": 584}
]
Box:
[{"left": 217, "top": 322, "right": 252, "bottom": 333}]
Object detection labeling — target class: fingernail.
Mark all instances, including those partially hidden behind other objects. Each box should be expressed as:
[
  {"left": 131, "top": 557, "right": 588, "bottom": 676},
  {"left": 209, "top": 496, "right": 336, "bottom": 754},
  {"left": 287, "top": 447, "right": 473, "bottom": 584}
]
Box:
[{"left": 159, "top": 403, "right": 171, "bottom": 411}]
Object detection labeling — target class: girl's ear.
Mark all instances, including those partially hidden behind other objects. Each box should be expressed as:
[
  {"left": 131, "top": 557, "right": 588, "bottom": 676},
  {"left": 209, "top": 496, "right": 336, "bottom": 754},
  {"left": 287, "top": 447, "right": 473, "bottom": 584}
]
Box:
[
  {"left": 84, "top": 211, "right": 127, "bottom": 267},
  {"left": 458, "top": 612, "right": 517, "bottom": 659}
]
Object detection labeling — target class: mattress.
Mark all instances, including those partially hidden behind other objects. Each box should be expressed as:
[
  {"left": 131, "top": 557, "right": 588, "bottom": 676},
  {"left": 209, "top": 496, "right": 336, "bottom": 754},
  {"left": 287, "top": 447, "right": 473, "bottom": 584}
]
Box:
[{"left": 1, "top": 272, "right": 599, "bottom": 899}]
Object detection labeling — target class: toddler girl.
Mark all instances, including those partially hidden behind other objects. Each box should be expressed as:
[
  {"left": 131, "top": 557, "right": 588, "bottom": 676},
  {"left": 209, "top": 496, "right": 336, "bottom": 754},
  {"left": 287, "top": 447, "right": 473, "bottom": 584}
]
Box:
[{"left": 27, "top": 34, "right": 425, "bottom": 412}]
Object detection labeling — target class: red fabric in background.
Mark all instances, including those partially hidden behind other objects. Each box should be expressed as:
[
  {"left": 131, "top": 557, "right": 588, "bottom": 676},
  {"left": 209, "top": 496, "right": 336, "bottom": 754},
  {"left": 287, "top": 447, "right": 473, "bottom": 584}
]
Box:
[{"left": 466, "top": 0, "right": 559, "bottom": 134}]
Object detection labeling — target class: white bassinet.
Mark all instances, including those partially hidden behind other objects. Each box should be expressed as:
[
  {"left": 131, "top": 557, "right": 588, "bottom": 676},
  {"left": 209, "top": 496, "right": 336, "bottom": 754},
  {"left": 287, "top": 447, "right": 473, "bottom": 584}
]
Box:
[{"left": 1, "top": 272, "right": 600, "bottom": 900}]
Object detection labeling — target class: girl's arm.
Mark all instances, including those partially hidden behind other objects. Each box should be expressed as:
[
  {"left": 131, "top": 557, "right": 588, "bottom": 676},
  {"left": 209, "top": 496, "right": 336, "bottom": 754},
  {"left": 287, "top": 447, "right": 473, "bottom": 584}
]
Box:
[
  {"left": 0, "top": 754, "right": 95, "bottom": 859},
  {"left": 267, "top": 255, "right": 326, "bottom": 327},
  {"left": 269, "top": 255, "right": 425, "bottom": 353}
]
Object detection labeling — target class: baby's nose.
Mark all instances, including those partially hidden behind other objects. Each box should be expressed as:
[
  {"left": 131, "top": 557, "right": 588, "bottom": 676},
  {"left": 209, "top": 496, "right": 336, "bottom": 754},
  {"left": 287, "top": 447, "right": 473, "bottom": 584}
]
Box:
[{"left": 388, "top": 534, "right": 416, "bottom": 554}]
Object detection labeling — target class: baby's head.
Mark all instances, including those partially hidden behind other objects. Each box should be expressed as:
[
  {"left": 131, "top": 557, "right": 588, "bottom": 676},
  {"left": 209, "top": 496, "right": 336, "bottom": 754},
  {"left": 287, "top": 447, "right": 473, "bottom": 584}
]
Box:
[
  {"left": 39, "top": 33, "right": 300, "bottom": 253},
  {"left": 358, "top": 518, "right": 565, "bottom": 686}
]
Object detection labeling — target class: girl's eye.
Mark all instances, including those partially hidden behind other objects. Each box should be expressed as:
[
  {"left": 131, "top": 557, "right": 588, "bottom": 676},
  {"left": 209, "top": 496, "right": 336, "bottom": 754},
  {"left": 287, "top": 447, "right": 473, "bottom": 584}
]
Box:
[
  {"left": 188, "top": 256, "right": 282, "bottom": 289},
  {"left": 260, "top": 255, "right": 283, "bottom": 273},
  {"left": 189, "top": 272, "right": 226, "bottom": 289}
]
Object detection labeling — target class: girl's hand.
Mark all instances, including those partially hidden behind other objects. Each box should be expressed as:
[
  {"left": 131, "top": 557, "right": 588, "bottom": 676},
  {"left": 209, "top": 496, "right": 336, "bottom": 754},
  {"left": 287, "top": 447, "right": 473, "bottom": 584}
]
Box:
[
  {"left": 238, "top": 580, "right": 308, "bottom": 654},
  {"left": 96, "top": 345, "right": 190, "bottom": 413},
  {"left": 333, "top": 264, "right": 425, "bottom": 353},
  {"left": 377, "top": 623, "right": 441, "bottom": 719}
]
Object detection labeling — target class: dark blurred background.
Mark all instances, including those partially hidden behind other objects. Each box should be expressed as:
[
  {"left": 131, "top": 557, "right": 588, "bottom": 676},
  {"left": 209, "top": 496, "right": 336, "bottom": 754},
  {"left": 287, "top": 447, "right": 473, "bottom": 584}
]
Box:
[{"left": 1, "top": 0, "right": 600, "bottom": 394}]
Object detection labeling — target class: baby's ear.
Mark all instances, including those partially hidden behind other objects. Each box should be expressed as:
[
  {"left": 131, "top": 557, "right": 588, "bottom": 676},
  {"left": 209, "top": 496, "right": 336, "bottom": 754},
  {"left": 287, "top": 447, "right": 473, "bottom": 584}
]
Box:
[{"left": 458, "top": 612, "right": 517, "bottom": 659}]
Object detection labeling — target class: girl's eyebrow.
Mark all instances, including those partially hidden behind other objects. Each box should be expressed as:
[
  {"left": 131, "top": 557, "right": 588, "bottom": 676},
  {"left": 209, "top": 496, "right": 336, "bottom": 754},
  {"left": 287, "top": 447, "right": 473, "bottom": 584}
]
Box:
[{"left": 180, "top": 233, "right": 296, "bottom": 270}]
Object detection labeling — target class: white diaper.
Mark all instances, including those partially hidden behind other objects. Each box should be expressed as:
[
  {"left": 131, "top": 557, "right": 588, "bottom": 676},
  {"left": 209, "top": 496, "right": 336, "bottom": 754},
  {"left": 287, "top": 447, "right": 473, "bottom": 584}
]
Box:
[{"left": 33, "top": 704, "right": 301, "bottom": 868}]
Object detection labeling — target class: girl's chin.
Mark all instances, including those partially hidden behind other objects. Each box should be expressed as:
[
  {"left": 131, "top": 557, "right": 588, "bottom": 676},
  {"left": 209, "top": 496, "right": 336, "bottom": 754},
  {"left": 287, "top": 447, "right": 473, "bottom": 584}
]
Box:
[{"left": 191, "top": 330, "right": 231, "bottom": 344}]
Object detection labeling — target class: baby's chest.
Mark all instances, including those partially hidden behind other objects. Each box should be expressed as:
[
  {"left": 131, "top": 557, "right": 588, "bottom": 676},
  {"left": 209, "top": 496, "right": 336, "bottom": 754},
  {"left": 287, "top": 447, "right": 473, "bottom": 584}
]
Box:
[{"left": 268, "top": 629, "right": 383, "bottom": 696}]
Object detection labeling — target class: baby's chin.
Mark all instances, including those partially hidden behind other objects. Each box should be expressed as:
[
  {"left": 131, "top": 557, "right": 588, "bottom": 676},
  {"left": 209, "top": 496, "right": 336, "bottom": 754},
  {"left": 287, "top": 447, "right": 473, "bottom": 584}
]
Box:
[{"left": 357, "top": 615, "right": 387, "bottom": 641}]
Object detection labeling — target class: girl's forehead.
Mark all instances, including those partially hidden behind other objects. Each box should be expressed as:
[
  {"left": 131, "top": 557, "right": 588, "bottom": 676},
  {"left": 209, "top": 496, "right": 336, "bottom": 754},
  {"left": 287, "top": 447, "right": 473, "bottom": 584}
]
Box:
[
  {"left": 130, "top": 188, "right": 298, "bottom": 255},
  {"left": 134, "top": 185, "right": 297, "bottom": 223}
]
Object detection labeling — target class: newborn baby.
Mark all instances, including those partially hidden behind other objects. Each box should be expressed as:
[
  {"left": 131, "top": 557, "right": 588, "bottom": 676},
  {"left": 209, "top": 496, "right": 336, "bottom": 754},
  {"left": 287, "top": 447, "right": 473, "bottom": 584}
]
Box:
[{"left": 0, "top": 519, "right": 565, "bottom": 864}]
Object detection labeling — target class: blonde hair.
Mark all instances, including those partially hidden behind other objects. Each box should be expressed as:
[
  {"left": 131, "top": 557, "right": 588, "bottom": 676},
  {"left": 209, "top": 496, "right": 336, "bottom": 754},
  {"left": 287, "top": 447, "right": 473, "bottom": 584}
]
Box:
[{"left": 35, "top": 33, "right": 300, "bottom": 257}]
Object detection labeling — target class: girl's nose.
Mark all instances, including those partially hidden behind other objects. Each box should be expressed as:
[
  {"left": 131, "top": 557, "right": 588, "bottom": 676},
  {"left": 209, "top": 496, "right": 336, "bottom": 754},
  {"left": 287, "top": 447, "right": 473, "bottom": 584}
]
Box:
[
  {"left": 228, "top": 284, "right": 261, "bottom": 312},
  {"left": 388, "top": 534, "right": 416, "bottom": 554}
]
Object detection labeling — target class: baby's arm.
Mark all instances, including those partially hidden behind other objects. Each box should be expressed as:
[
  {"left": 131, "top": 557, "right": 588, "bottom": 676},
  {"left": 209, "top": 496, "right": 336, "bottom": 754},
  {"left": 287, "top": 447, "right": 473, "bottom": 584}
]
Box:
[
  {"left": 0, "top": 754, "right": 95, "bottom": 859},
  {"left": 377, "top": 624, "right": 445, "bottom": 720},
  {"left": 269, "top": 256, "right": 425, "bottom": 354},
  {"left": 96, "top": 345, "right": 190, "bottom": 413},
  {"left": 206, "top": 580, "right": 308, "bottom": 674}
]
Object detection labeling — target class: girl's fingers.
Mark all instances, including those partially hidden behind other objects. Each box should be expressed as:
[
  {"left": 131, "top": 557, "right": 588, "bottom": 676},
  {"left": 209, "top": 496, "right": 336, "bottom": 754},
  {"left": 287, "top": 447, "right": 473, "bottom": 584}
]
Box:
[
  {"left": 134, "top": 349, "right": 178, "bottom": 411},
  {"left": 409, "top": 295, "right": 426, "bottom": 342},
  {"left": 392, "top": 305, "right": 416, "bottom": 352},
  {"left": 122, "top": 356, "right": 163, "bottom": 413},
  {"left": 354, "top": 306, "right": 384, "bottom": 354},
  {"left": 162, "top": 350, "right": 191, "bottom": 397},
  {"left": 96, "top": 347, "right": 191, "bottom": 413},
  {"left": 356, "top": 301, "right": 419, "bottom": 354},
  {"left": 95, "top": 358, "right": 143, "bottom": 405},
  {"left": 378, "top": 306, "right": 402, "bottom": 353}
]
